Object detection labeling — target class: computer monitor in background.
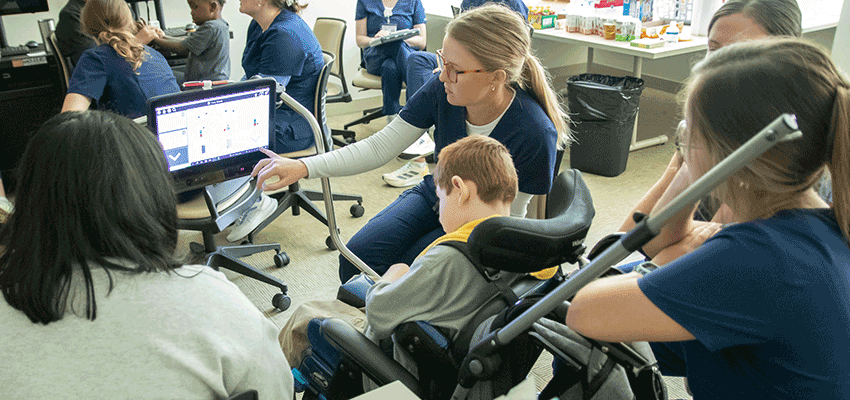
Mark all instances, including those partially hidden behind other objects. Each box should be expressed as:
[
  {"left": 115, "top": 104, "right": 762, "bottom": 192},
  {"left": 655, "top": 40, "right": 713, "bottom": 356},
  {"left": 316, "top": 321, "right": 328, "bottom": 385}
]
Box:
[
  {"left": 146, "top": 78, "right": 277, "bottom": 194},
  {"left": 0, "top": 0, "right": 50, "bottom": 48},
  {"left": 0, "top": 0, "right": 49, "bottom": 16}
]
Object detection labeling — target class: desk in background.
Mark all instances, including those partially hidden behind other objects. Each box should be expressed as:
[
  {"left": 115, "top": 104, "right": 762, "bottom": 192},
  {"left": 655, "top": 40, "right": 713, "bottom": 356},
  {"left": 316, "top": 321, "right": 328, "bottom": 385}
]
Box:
[{"left": 0, "top": 46, "right": 64, "bottom": 190}]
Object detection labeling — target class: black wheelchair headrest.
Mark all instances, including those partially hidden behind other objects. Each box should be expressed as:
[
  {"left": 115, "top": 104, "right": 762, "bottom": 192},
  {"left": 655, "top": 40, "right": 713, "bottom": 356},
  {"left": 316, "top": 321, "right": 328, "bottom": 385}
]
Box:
[{"left": 467, "top": 169, "right": 594, "bottom": 273}]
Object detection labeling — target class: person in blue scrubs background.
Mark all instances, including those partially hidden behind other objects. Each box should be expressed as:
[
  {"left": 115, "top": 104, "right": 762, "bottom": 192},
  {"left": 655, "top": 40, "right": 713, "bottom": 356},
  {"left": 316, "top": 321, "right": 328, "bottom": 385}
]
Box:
[
  {"left": 240, "top": 0, "right": 324, "bottom": 154},
  {"left": 224, "top": 0, "right": 324, "bottom": 243},
  {"left": 61, "top": 0, "right": 179, "bottom": 118},
  {"left": 355, "top": 0, "right": 427, "bottom": 121}
]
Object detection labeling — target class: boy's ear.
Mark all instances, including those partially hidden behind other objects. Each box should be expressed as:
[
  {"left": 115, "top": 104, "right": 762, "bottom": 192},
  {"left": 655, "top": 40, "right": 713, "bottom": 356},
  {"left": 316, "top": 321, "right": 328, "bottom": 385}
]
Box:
[{"left": 451, "top": 176, "right": 471, "bottom": 204}]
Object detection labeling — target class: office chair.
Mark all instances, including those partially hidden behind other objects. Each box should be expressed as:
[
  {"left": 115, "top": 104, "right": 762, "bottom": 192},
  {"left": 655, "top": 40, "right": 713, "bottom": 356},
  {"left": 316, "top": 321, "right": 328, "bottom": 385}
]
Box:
[
  {"left": 312, "top": 17, "right": 357, "bottom": 146},
  {"left": 177, "top": 179, "right": 292, "bottom": 311},
  {"left": 248, "top": 52, "right": 365, "bottom": 250},
  {"left": 47, "top": 31, "right": 72, "bottom": 92},
  {"left": 342, "top": 48, "right": 401, "bottom": 131}
]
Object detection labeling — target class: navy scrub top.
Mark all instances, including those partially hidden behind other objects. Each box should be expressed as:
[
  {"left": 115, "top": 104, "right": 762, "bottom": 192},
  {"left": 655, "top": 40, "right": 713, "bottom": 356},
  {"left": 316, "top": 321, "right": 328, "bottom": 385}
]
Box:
[
  {"left": 242, "top": 9, "right": 323, "bottom": 153},
  {"left": 68, "top": 44, "right": 179, "bottom": 119},
  {"left": 400, "top": 78, "right": 558, "bottom": 195}
]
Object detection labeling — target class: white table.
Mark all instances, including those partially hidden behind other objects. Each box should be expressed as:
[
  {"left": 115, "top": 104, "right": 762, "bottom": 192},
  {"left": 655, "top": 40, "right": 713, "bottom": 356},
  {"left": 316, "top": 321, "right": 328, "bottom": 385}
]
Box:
[
  {"left": 532, "top": 28, "right": 708, "bottom": 150},
  {"left": 426, "top": 9, "right": 708, "bottom": 151}
]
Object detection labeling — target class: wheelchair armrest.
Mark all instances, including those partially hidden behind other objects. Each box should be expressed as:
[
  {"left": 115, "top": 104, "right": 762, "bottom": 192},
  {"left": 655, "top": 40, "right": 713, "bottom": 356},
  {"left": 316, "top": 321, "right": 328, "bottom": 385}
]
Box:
[
  {"left": 319, "top": 318, "right": 422, "bottom": 397},
  {"left": 337, "top": 273, "right": 375, "bottom": 308},
  {"left": 587, "top": 232, "right": 625, "bottom": 261},
  {"left": 395, "top": 321, "right": 458, "bottom": 368}
]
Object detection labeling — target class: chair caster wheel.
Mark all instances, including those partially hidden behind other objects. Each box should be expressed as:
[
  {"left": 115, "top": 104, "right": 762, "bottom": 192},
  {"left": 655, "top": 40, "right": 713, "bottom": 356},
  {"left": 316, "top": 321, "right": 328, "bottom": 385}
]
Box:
[
  {"left": 326, "top": 236, "right": 336, "bottom": 250},
  {"left": 273, "top": 252, "right": 290, "bottom": 268},
  {"left": 189, "top": 242, "right": 205, "bottom": 254},
  {"left": 350, "top": 204, "right": 365, "bottom": 218},
  {"left": 272, "top": 293, "right": 291, "bottom": 311}
]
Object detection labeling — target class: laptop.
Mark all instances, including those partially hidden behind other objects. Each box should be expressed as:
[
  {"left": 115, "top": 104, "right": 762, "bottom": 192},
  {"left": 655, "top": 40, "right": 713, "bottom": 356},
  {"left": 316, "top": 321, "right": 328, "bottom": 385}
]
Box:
[{"left": 146, "top": 78, "right": 277, "bottom": 193}]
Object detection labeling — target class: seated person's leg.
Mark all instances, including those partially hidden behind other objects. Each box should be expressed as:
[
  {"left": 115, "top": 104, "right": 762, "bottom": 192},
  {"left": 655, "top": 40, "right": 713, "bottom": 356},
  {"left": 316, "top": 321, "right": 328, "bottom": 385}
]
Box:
[
  {"left": 406, "top": 51, "right": 439, "bottom": 102},
  {"left": 339, "top": 178, "right": 443, "bottom": 283},
  {"left": 379, "top": 58, "right": 402, "bottom": 117}
]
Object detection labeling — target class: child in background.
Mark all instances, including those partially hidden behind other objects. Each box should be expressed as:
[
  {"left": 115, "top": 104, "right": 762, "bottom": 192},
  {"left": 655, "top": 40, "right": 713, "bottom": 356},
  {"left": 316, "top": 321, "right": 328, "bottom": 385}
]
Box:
[{"left": 152, "top": 0, "right": 230, "bottom": 84}]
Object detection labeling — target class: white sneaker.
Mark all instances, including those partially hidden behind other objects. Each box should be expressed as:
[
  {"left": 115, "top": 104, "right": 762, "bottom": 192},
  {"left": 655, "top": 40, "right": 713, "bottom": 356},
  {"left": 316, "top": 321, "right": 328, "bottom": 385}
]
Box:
[
  {"left": 382, "top": 161, "right": 429, "bottom": 188},
  {"left": 226, "top": 193, "right": 277, "bottom": 242},
  {"left": 398, "top": 132, "right": 435, "bottom": 160}
]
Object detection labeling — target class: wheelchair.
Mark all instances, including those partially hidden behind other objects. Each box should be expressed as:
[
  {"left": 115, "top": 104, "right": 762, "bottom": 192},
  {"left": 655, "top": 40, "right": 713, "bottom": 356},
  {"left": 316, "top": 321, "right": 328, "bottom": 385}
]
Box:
[{"left": 293, "top": 169, "right": 667, "bottom": 400}]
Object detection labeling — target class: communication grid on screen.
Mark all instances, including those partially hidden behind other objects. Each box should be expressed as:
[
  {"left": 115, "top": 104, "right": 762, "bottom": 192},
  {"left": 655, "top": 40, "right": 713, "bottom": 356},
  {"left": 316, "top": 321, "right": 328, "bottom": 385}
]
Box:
[
  {"left": 147, "top": 78, "right": 276, "bottom": 193},
  {"left": 154, "top": 86, "right": 270, "bottom": 172}
]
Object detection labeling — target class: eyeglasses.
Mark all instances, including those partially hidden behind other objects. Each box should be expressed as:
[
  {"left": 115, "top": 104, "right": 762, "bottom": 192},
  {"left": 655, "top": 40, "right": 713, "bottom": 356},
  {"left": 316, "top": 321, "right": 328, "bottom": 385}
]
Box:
[{"left": 436, "top": 49, "right": 487, "bottom": 83}]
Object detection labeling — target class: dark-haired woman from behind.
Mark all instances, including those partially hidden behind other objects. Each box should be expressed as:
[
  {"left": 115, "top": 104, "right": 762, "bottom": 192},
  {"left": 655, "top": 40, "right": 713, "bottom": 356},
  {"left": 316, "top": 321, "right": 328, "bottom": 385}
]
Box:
[
  {"left": 61, "top": 0, "right": 179, "bottom": 118},
  {"left": 0, "top": 111, "right": 293, "bottom": 399}
]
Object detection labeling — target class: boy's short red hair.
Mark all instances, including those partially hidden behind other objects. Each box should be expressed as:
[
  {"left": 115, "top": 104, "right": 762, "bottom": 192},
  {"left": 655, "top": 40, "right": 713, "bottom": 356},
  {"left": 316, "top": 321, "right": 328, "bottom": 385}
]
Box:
[{"left": 433, "top": 136, "right": 518, "bottom": 204}]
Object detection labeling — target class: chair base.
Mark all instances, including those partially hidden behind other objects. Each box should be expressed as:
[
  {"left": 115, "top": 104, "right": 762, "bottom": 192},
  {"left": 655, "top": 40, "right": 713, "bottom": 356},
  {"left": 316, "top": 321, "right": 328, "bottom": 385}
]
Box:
[
  {"left": 332, "top": 128, "right": 357, "bottom": 147},
  {"left": 343, "top": 107, "right": 384, "bottom": 130},
  {"left": 249, "top": 183, "right": 364, "bottom": 250},
  {"left": 189, "top": 230, "right": 291, "bottom": 311}
]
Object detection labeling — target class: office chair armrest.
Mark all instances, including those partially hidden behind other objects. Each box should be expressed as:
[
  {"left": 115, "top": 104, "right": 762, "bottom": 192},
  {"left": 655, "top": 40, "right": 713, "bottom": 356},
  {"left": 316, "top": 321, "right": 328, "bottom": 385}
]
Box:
[{"left": 319, "top": 318, "right": 422, "bottom": 397}]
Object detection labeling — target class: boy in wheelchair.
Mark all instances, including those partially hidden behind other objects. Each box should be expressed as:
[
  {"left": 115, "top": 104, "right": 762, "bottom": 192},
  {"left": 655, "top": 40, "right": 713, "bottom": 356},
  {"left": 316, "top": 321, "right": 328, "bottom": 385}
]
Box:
[{"left": 282, "top": 135, "right": 562, "bottom": 397}]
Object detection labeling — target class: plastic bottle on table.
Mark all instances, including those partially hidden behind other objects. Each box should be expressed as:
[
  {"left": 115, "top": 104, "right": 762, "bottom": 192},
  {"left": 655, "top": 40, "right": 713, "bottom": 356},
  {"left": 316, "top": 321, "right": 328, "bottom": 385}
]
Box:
[{"left": 664, "top": 23, "right": 679, "bottom": 44}]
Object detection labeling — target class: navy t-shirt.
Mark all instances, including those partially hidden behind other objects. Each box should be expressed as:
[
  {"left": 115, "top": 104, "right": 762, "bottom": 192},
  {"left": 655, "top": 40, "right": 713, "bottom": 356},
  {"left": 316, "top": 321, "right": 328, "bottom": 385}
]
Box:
[
  {"left": 400, "top": 78, "right": 557, "bottom": 195},
  {"left": 68, "top": 44, "right": 179, "bottom": 118},
  {"left": 242, "top": 9, "right": 323, "bottom": 153},
  {"left": 639, "top": 208, "right": 850, "bottom": 399}
]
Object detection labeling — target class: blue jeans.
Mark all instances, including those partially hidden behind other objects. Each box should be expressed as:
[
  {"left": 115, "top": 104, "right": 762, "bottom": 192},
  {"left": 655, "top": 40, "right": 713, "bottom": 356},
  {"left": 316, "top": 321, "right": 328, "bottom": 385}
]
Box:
[
  {"left": 406, "top": 51, "right": 439, "bottom": 102},
  {"left": 364, "top": 41, "right": 414, "bottom": 116},
  {"left": 338, "top": 175, "right": 446, "bottom": 283}
]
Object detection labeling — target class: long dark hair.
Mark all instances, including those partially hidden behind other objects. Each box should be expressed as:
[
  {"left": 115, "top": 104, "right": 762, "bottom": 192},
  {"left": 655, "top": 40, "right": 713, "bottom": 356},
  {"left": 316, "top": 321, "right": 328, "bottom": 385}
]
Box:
[{"left": 0, "top": 111, "right": 182, "bottom": 324}]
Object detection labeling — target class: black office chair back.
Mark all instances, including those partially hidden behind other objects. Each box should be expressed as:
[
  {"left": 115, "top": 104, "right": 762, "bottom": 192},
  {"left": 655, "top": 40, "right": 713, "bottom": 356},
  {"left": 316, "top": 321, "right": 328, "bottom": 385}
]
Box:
[{"left": 315, "top": 51, "right": 334, "bottom": 153}]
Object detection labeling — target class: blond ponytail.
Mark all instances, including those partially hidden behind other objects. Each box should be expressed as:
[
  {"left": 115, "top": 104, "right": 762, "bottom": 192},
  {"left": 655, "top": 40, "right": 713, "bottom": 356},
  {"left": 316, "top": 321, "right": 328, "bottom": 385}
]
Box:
[
  {"left": 83, "top": 0, "right": 147, "bottom": 71},
  {"left": 829, "top": 84, "right": 850, "bottom": 244},
  {"left": 520, "top": 53, "right": 571, "bottom": 147},
  {"left": 98, "top": 30, "right": 146, "bottom": 71},
  {"left": 448, "top": 4, "right": 571, "bottom": 148}
]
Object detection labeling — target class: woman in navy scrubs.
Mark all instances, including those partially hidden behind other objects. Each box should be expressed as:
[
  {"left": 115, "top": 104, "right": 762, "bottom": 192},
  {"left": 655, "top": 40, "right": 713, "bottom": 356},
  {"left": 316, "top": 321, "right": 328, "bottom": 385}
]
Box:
[
  {"left": 61, "top": 0, "right": 179, "bottom": 118},
  {"left": 251, "top": 5, "right": 570, "bottom": 282},
  {"left": 239, "top": 0, "right": 324, "bottom": 154},
  {"left": 355, "top": 0, "right": 427, "bottom": 120}
]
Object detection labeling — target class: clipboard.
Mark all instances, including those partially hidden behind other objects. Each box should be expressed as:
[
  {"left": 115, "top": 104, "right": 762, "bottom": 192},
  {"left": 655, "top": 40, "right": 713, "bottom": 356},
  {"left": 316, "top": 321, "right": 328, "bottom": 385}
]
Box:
[{"left": 369, "top": 28, "right": 420, "bottom": 47}]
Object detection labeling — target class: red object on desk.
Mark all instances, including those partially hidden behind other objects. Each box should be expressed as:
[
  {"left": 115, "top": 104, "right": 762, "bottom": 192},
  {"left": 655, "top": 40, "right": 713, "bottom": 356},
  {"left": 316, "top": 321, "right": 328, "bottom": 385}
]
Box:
[
  {"left": 182, "top": 80, "right": 230, "bottom": 88},
  {"left": 594, "top": 0, "right": 624, "bottom": 7}
]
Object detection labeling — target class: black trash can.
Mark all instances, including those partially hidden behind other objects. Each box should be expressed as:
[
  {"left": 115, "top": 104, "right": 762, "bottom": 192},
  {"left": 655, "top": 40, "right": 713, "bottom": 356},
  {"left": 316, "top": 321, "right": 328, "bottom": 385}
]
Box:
[{"left": 564, "top": 74, "right": 645, "bottom": 177}]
